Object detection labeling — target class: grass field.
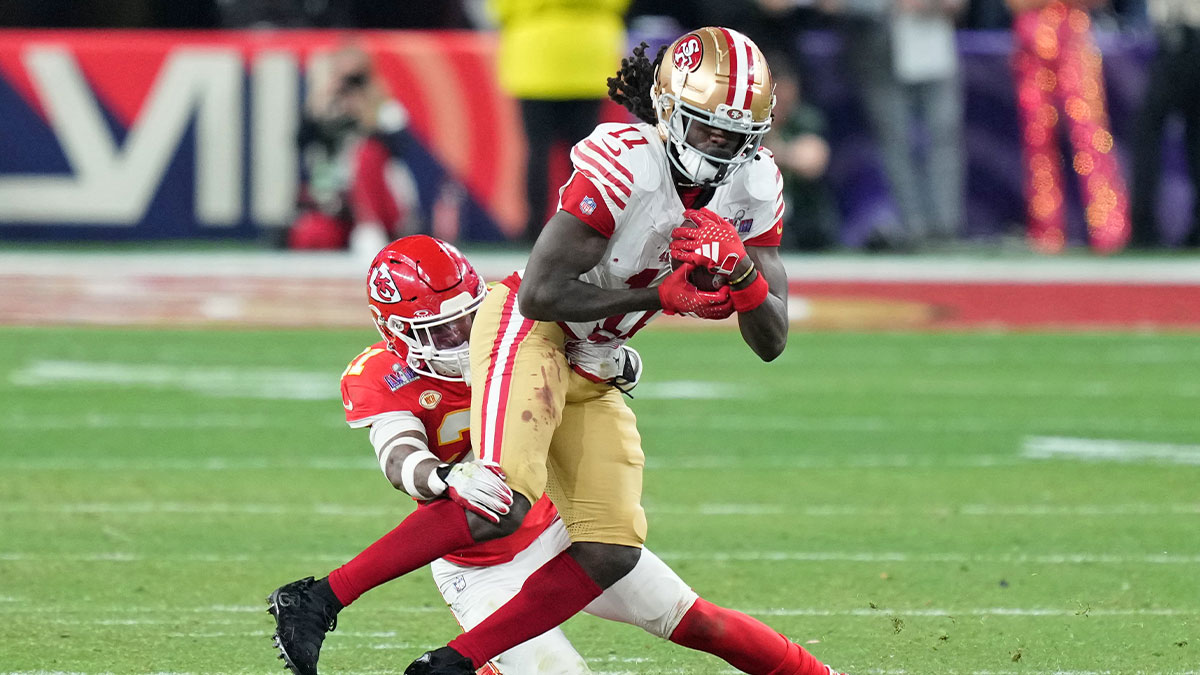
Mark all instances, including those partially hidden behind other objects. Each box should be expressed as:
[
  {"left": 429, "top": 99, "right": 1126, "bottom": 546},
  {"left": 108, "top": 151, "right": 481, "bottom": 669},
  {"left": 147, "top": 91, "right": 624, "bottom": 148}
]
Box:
[{"left": 1, "top": 326, "right": 1198, "bottom": 674}]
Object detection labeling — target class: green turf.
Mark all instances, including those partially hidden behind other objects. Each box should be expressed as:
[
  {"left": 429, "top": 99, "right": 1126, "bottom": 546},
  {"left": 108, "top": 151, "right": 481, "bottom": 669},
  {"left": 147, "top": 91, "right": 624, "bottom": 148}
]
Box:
[{"left": 1, "top": 327, "right": 1198, "bottom": 674}]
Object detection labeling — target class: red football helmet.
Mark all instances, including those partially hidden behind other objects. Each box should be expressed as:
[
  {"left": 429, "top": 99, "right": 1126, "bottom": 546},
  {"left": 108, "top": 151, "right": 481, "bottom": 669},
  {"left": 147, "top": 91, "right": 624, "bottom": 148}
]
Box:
[{"left": 366, "top": 236, "right": 487, "bottom": 384}]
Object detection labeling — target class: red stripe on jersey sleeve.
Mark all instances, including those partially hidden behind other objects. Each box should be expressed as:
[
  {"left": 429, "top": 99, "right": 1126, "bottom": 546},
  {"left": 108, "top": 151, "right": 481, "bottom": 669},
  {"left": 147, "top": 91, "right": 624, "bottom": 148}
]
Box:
[
  {"left": 746, "top": 219, "right": 783, "bottom": 247},
  {"left": 560, "top": 172, "right": 616, "bottom": 237},
  {"left": 571, "top": 147, "right": 631, "bottom": 197},
  {"left": 583, "top": 140, "right": 634, "bottom": 183}
]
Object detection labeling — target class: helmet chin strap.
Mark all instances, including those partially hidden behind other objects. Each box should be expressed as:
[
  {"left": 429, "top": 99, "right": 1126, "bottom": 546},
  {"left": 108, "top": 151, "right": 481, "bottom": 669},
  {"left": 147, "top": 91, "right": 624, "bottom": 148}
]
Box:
[{"left": 672, "top": 142, "right": 727, "bottom": 186}]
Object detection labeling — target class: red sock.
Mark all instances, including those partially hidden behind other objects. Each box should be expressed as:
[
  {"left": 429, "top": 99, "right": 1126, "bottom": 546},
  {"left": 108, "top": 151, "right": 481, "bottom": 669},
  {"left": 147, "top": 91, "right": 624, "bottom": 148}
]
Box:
[
  {"left": 327, "top": 499, "right": 474, "bottom": 606},
  {"left": 669, "top": 598, "right": 834, "bottom": 675},
  {"left": 448, "top": 551, "right": 603, "bottom": 668}
]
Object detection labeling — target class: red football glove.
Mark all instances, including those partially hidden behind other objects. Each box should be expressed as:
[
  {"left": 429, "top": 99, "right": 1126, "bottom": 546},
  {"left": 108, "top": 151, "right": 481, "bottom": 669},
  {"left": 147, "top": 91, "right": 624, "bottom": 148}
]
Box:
[
  {"left": 670, "top": 208, "right": 748, "bottom": 276},
  {"left": 658, "top": 262, "right": 735, "bottom": 319}
]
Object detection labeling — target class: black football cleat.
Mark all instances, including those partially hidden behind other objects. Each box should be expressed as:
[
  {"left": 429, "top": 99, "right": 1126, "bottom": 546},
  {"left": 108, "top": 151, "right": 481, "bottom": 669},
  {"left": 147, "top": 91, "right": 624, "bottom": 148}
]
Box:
[
  {"left": 266, "top": 576, "right": 341, "bottom": 675},
  {"left": 404, "top": 646, "right": 476, "bottom": 675}
]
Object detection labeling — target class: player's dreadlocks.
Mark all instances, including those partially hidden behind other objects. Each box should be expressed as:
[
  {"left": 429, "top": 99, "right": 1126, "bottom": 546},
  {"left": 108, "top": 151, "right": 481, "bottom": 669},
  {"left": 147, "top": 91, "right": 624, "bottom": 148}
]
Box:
[{"left": 607, "top": 42, "right": 670, "bottom": 126}]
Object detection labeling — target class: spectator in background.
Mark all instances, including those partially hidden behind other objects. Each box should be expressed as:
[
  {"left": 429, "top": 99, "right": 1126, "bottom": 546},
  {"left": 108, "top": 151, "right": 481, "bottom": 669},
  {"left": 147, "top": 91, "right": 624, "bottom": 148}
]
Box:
[
  {"left": 349, "top": 0, "right": 474, "bottom": 29},
  {"left": 965, "top": 0, "right": 1013, "bottom": 27},
  {"left": 486, "top": 0, "right": 631, "bottom": 243},
  {"left": 822, "top": 0, "right": 966, "bottom": 251},
  {"left": 625, "top": 0, "right": 709, "bottom": 36},
  {"left": 1007, "top": 0, "right": 1130, "bottom": 253},
  {"left": 289, "top": 45, "right": 420, "bottom": 258},
  {"left": 763, "top": 54, "right": 841, "bottom": 250},
  {"left": 1130, "top": 0, "right": 1200, "bottom": 248}
]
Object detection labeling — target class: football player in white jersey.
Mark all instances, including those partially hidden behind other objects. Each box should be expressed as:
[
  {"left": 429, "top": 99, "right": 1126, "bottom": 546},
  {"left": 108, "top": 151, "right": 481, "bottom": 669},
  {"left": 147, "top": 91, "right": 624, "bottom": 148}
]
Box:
[
  {"left": 399, "top": 27, "right": 818, "bottom": 675},
  {"left": 268, "top": 237, "right": 843, "bottom": 675}
]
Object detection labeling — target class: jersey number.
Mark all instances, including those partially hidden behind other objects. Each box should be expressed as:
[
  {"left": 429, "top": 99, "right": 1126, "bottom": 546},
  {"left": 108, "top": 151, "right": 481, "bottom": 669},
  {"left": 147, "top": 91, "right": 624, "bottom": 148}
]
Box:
[
  {"left": 342, "top": 348, "right": 386, "bottom": 378},
  {"left": 438, "top": 408, "right": 470, "bottom": 446},
  {"left": 608, "top": 126, "right": 649, "bottom": 150}
]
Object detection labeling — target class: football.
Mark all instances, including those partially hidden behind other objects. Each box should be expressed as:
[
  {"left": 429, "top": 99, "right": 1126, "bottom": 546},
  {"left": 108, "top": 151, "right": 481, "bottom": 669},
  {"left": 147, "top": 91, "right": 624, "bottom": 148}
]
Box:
[{"left": 671, "top": 218, "right": 729, "bottom": 292}]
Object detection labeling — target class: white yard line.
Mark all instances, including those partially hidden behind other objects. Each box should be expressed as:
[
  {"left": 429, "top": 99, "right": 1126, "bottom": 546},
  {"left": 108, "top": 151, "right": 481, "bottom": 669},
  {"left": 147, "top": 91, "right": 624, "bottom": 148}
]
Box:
[
  {"left": 3, "top": 501, "right": 1198, "bottom": 518},
  {"left": 0, "top": 413, "right": 342, "bottom": 432},
  {"left": 7, "top": 605, "right": 1197, "bottom": 619},
  {"left": 3, "top": 551, "right": 1198, "bottom": 565},
  {"left": 747, "top": 607, "right": 1194, "bottom": 617},
  {"left": 660, "top": 551, "right": 1200, "bottom": 564},
  {"left": 9, "top": 360, "right": 336, "bottom": 401},
  {"left": 1023, "top": 436, "right": 1200, "bottom": 465},
  {"left": 0, "top": 456, "right": 373, "bottom": 470},
  {"left": 633, "top": 380, "right": 751, "bottom": 400},
  {"left": 0, "top": 453, "right": 1023, "bottom": 471}
]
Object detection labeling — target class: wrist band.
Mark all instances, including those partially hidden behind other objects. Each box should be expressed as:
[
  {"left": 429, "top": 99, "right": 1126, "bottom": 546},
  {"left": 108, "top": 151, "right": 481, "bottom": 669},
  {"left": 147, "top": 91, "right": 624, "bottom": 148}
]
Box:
[
  {"left": 731, "top": 271, "right": 769, "bottom": 313},
  {"left": 729, "top": 262, "right": 757, "bottom": 286}
]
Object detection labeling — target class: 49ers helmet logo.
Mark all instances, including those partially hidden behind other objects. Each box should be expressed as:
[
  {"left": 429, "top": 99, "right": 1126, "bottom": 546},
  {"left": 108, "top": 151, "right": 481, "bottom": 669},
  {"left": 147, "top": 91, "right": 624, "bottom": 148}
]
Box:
[
  {"left": 672, "top": 35, "right": 703, "bottom": 72},
  {"left": 368, "top": 263, "right": 401, "bottom": 303}
]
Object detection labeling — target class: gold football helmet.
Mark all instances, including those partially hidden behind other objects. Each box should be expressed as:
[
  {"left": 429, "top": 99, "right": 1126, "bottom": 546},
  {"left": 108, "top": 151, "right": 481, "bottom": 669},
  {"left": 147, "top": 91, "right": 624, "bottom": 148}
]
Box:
[{"left": 652, "top": 27, "right": 775, "bottom": 186}]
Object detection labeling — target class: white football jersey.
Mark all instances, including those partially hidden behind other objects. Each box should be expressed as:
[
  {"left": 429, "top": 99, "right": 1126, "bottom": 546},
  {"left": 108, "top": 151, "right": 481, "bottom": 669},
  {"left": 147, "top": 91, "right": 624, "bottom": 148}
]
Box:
[{"left": 553, "top": 121, "right": 784, "bottom": 343}]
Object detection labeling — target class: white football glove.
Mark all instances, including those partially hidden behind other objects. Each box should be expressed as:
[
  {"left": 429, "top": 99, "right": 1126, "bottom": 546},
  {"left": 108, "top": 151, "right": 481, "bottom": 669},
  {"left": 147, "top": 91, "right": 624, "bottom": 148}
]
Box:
[
  {"left": 611, "top": 345, "right": 642, "bottom": 393},
  {"left": 565, "top": 340, "right": 643, "bottom": 393},
  {"left": 433, "top": 461, "right": 513, "bottom": 524}
]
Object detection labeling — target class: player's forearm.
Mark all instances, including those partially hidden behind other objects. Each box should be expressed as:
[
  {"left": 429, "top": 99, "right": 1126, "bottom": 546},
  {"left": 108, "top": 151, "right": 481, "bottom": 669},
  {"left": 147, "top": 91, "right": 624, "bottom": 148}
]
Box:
[
  {"left": 736, "top": 295, "right": 788, "bottom": 361},
  {"left": 519, "top": 280, "right": 661, "bottom": 323},
  {"left": 368, "top": 416, "right": 445, "bottom": 499},
  {"left": 381, "top": 448, "right": 446, "bottom": 498},
  {"left": 732, "top": 247, "right": 789, "bottom": 361}
]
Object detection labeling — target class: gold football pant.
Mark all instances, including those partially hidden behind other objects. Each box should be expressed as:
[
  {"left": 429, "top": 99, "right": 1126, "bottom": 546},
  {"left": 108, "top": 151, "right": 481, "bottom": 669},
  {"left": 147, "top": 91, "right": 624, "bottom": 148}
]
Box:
[{"left": 470, "top": 283, "right": 647, "bottom": 547}]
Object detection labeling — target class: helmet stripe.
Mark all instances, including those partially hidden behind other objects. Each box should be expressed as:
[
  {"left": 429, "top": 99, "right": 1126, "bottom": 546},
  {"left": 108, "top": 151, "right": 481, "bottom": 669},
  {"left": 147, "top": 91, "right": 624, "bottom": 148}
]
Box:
[
  {"left": 743, "top": 39, "right": 756, "bottom": 111},
  {"left": 724, "top": 28, "right": 752, "bottom": 110},
  {"left": 718, "top": 27, "right": 740, "bottom": 107}
]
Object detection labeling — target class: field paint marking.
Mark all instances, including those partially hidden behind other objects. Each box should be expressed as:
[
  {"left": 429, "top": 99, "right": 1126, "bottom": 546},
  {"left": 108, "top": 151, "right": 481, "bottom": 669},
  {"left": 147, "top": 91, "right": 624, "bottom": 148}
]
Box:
[
  {"left": 747, "top": 607, "right": 1195, "bottom": 617},
  {"left": 1023, "top": 436, "right": 1200, "bottom": 465},
  {"left": 4, "top": 670, "right": 1198, "bottom": 675},
  {"left": 9, "top": 360, "right": 335, "bottom": 401},
  {"left": 0, "top": 501, "right": 401, "bottom": 516},
  {"left": 1, "top": 456, "right": 373, "bottom": 471},
  {"left": 5, "top": 501, "right": 1198, "bottom": 518},
  {"left": 0, "top": 412, "right": 343, "bottom": 432},
  {"left": 4, "top": 551, "right": 1199, "bottom": 565},
  {"left": 655, "top": 413, "right": 1200, "bottom": 435},
  {"left": 660, "top": 551, "right": 1200, "bottom": 564},
  {"left": 0, "top": 453, "right": 1025, "bottom": 471},
  {"left": 633, "top": 380, "right": 749, "bottom": 400},
  {"left": 8, "top": 606, "right": 1198, "bottom": 621}
]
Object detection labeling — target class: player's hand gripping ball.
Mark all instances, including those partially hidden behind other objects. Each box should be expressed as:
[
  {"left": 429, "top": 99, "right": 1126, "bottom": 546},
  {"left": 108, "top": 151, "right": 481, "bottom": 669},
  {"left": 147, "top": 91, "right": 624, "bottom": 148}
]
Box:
[{"left": 669, "top": 217, "right": 730, "bottom": 292}]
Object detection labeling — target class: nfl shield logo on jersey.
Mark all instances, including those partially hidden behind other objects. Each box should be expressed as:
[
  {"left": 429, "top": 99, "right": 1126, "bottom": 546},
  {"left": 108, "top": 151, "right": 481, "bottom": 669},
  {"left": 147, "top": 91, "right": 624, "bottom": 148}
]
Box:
[{"left": 579, "top": 196, "right": 597, "bottom": 216}]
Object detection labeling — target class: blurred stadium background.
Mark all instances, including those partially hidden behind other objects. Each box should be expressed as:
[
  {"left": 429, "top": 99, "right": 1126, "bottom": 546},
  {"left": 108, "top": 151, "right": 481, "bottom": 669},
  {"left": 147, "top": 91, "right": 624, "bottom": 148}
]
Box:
[{"left": 1, "top": 0, "right": 1198, "bottom": 674}]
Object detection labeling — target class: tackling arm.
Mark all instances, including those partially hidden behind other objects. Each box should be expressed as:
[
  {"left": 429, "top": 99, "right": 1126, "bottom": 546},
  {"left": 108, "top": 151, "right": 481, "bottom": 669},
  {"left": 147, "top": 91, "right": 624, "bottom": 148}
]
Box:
[
  {"left": 518, "top": 212, "right": 662, "bottom": 322},
  {"left": 731, "top": 246, "right": 788, "bottom": 361},
  {"left": 368, "top": 413, "right": 445, "bottom": 498},
  {"left": 367, "top": 413, "right": 513, "bottom": 523}
]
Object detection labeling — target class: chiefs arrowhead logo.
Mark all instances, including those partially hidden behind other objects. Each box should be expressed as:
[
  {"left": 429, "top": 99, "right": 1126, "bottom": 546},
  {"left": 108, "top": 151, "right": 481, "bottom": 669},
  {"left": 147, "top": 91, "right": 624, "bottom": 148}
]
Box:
[{"left": 368, "top": 263, "right": 401, "bottom": 303}]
